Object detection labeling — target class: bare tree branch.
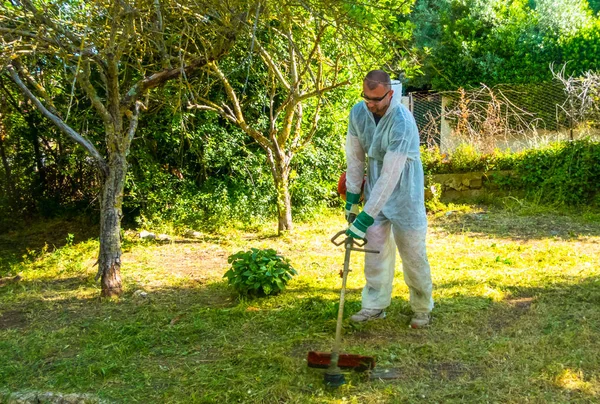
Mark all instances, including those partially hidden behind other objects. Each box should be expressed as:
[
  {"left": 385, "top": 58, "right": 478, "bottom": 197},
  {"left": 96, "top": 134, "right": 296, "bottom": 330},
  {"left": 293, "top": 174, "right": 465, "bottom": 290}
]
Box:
[
  {"left": 255, "top": 40, "right": 290, "bottom": 91},
  {"left": 207, "top": 61, "right": 272, "bottom": 150},
  {"left": 77, "top": 60, "right": 112, "bottom": 125},
  {"left": 10, "top": 60, "right": 60, "bottom": 116},
  {"left": 297, "top": 79, "right": 350, "bottom": 102},
  {"left": 153, "top": 0, "right": 172, "bottom": 70},
  {"left": 6, "top": 64, "right": 107, "bottom": 174},
  {"left": 124, "top": 100, "right": 144, "bottom": 152},
  {"left": 188, "top": 96, "right": 238, "bottom": 125}
]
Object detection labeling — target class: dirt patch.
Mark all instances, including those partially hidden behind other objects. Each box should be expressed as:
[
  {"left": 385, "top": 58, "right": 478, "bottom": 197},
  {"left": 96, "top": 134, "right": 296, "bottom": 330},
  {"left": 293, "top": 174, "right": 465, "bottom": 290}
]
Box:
[
  {"left": 507, "top": 297, "right": 535, "bottom": 310},
  {"left": 167, "top": 249, "right": 228, "bottom": 279},
  {"left": 0, "top": 309, "right": 28, "bottom": 330},
  {"left": 488, "top": 297, "right": 535, "bottom": 332},
  {"left": 125, "top": 243, "right": 230, "bottom": 283}
]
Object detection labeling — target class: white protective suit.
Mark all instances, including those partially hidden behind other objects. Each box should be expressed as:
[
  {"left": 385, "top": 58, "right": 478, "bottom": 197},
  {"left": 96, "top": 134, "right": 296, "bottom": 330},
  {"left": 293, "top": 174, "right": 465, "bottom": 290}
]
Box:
[{"left": 345, "top": 95, "right": 434, "bottom": 313}]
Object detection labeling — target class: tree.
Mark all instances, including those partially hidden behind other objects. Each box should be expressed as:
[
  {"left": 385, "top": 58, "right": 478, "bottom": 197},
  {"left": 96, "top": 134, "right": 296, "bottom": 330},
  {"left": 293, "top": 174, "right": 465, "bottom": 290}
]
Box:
[
  {"left": 190, "top": 0, "right": 415, "bottom": 233},
  {"left": 408, "top": 0, "right": 600, "bottom": 90},
  {"left": 0, "top": 0, "right": 243, "bottom": 296}
]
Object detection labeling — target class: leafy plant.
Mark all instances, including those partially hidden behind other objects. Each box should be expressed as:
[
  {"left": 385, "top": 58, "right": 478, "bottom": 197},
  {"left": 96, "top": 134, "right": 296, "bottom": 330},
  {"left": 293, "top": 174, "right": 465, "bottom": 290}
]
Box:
[{"left": 224, "top": 248, "right": 297, "bottom": 296}]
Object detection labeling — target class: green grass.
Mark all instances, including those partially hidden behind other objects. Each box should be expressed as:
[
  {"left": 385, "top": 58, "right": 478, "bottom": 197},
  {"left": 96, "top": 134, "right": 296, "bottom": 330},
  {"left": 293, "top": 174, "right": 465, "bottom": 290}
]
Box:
[{"left": 1, "top": 203, "right": 600, "bottom": 403}]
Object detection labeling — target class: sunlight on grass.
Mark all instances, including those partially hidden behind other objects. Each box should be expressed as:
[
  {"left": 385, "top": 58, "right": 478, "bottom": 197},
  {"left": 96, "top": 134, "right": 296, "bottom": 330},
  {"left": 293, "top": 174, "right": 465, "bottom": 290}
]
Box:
[
  {"left": 2, "top": 205, "right": 600, "bottom": 402},
  {"left": 554, "top": 368, "right": 598, "bottom": 395}
]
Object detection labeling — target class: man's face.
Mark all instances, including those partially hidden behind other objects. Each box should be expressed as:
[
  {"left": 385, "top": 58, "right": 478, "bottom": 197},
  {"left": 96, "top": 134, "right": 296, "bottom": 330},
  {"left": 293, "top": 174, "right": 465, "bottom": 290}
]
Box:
[{"left": 362, "top": 81, "right": 393, "bottom": 116}]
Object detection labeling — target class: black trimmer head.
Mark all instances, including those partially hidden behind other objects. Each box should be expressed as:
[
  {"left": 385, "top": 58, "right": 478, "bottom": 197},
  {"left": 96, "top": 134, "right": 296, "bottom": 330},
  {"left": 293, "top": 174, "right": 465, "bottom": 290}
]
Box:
[{"left": 324, "top": 371, "right": 346, "bottom": 387}]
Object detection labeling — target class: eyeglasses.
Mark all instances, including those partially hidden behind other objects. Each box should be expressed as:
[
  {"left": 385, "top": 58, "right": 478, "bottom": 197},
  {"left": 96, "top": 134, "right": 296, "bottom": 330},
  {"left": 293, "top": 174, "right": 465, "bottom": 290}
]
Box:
[{"left": 361, "top": 90, "right": 391, "bottom": 103}]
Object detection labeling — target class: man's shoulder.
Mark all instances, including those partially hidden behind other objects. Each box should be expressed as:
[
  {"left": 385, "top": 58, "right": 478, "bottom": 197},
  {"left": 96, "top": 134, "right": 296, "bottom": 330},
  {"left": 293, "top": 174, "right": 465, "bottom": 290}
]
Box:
[
  {"left": 388, "top": 103, "right": 415, "bottom": 123},
  {"left": 350, "top": 102, "right": 365, "bottom": 116}
]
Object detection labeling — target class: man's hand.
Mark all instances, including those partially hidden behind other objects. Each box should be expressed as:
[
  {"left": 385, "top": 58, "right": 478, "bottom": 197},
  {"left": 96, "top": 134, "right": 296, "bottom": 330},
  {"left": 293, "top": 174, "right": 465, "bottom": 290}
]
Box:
[
  {"left": 346, "top": 211, "right": 374, "bottom": 240},
  {"left": 345, "top": 203, "right": 359, "bottom": 223},
  {"left": 344, "top": 192, "right": 361, "bottom": 223}
]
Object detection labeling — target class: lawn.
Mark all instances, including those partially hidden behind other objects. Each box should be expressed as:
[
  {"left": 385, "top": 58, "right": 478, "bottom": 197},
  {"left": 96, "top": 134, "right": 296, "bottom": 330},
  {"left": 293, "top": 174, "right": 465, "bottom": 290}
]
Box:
[{"left": 1, "top": 203, "right": 600, "bottom": 403}]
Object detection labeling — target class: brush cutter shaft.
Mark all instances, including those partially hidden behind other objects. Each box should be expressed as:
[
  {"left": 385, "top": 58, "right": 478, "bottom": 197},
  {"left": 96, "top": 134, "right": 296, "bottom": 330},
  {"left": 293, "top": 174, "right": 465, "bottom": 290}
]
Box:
[
  {"left": 330, "top": 241, "right": 352, "bottom": 362},
  {"left": 327, "top": 234, "right": 379, "bottom": 373},
  {"left": 304, "top": 229, "right": 380, "bottom": 384}
]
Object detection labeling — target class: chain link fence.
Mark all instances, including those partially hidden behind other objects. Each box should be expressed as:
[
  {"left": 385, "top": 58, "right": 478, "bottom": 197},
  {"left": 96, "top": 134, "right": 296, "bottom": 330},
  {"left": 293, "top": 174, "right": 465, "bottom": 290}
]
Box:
[{"left": 408, "top": 75, "right": 600, "bottom": 153}]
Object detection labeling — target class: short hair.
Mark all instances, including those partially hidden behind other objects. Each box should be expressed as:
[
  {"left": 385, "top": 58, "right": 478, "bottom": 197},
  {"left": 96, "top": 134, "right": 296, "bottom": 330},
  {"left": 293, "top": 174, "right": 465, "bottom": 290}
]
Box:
[{"left": 364, "top": 70, "right": 391, "bottom": 90}]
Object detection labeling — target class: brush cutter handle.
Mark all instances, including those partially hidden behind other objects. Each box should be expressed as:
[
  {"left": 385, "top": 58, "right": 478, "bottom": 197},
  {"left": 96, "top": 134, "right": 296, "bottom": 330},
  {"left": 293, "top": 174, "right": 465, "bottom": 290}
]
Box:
[
  {"left": 331, "top": 230, "right": 367, "bottom": 247},
  {"left": 347, "top": 213, "right": 357, "bottom": 224}
]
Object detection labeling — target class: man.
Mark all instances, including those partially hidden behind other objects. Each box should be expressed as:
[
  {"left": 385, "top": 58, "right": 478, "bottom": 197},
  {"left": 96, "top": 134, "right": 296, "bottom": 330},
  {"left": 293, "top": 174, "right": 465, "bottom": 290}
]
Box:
[{"left": 344, "top": 70, "right": 433, "bottom": 328}]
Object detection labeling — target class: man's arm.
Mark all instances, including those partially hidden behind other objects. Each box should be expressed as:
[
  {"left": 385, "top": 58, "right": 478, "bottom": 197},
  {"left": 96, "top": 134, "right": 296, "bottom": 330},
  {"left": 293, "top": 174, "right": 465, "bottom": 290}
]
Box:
[
  {"left": 346, "top": 111, "right": 413, "bottom": 239},
  {"left": 362, "top": 151, "right": 407, "bottom": 218},
  {"left": 345, "top": 120, "right": 365, "bottom": 195}
]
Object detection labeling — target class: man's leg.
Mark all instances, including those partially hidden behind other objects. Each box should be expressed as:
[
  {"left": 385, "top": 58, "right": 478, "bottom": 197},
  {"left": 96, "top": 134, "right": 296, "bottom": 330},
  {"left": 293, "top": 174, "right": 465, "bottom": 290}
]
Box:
[
  {"left": 360, "top": 220, "right": 396, "bottom": 310},
  {"left": 392, "top": 225, "right": 433, "bottom": 325}
]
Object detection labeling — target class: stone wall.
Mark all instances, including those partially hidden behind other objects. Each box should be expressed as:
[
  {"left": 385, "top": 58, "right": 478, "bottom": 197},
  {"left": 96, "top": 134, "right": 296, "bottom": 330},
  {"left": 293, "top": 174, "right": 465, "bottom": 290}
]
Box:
[{"left": 426, "top": 171, "right": 515, "bottom": 202}]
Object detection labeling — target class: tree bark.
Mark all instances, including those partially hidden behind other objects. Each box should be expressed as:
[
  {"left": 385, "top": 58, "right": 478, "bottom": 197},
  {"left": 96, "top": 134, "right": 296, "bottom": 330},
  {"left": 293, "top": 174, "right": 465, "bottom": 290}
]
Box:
[
  {"left": 271, "top": 158, "right": 293, "bottom": 234},
  {"left": 0, "top": 131, "right": 16, "bottom": 205},
  {"left": 276, "top": 177, "right": 293, "bottom": 233},
  {"left": 28, "top": 120, "right": 46, "bottom": 194},
  {"left": 97, "top": 152, "right": 127, "bottom": 297}
]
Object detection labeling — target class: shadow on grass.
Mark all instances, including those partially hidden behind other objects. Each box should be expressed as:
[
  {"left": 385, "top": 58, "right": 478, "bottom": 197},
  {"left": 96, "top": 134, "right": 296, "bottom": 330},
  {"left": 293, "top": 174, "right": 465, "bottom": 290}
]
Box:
[
  {"left": 3, "top": 274, "right": 600, "bottom": 401},
  {"left": 431, "top": 208, "right": 600, "bottom": 241},
  {"left": 0, "top": 218, "right": 99, "bottom": 275},
  {"left": 1, "top": 273, "right": 600, "bottom": 402}
]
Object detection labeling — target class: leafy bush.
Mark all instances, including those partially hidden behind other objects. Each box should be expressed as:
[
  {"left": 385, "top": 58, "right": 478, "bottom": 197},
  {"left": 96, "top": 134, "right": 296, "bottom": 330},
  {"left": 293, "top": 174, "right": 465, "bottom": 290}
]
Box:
[
  {"left": 514, "top": 139, "right": 600, "bottom": 206},
  {"left": 224, "top": 248, "right": 297, "bottom": 296},
  {"left": 421, "top": 144, "right": 517, "bottom": 175},
  {"left": 422, "top": 140, "right": 600, "bottom": 207}
]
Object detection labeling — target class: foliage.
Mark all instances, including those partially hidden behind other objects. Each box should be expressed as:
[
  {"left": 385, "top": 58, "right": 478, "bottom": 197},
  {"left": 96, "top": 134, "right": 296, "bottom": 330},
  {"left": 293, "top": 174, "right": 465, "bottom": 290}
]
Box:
[
  {"left": 224, "top": 248, "right": 297, "bottom": 296},
  {"left": 421, "top": 144, "right": 516, "bottom": 175},
  {"left": 422, "top": 139, "right": 600, "bottom": 207},
  {"left": 407, "top": 0, "right": 600, "bottom": 90},
  {"left": 424, "top": 177, "right": 444, "bottom": 212},
  {"left": 514, "top": 139, "right": 600, "bottom": 206},
  {"left": 0, "top": 69, "right": 101, "bottom": 223}
]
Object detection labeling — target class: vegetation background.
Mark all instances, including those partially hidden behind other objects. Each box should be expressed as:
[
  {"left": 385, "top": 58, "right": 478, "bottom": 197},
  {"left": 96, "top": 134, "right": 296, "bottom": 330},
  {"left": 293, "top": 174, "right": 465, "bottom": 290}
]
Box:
[
  {"left": 1, "top": 0, "right": 599, "bottom": 235},
  {"left": 1, "top": 0, "right": 600, "bottom": 402}
]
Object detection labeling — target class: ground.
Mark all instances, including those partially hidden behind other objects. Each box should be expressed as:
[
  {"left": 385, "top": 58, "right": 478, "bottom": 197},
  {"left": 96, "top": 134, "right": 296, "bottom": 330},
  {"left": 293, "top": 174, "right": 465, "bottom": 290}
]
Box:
[{"left": 1, "top": 202, "right": 599, "bottom": 402}]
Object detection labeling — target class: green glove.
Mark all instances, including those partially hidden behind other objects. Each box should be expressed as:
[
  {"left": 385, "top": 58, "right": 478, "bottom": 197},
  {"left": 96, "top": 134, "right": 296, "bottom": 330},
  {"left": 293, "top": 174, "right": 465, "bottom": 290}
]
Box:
[
  {"left": 346, "top": 211, "right": 374, "bottom": 240},
  {"left": 345, "top": 192, "right": 361, "bottom": 223}
]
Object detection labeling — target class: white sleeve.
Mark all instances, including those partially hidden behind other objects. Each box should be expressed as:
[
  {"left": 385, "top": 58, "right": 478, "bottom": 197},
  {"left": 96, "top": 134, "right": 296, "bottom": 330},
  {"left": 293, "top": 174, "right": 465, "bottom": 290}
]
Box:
[
  {"left": 345, "top": 129, "right": 365, "bottom": 196},
  {"left": 362, "top": 151, "right": 407, "bottom": 218}
]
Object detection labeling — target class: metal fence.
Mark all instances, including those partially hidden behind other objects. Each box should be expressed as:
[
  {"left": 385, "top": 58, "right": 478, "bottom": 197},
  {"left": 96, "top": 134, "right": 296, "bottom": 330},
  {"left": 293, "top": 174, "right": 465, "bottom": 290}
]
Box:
[{"left": 408, "top": 78, "right": 599, "bottom": 152}]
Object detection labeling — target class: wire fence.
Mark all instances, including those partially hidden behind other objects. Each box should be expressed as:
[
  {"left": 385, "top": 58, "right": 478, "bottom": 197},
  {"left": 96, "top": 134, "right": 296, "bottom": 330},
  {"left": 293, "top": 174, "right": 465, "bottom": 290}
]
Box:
[{"left": 408, "top": 75, "right": 600, "bottom": 153}]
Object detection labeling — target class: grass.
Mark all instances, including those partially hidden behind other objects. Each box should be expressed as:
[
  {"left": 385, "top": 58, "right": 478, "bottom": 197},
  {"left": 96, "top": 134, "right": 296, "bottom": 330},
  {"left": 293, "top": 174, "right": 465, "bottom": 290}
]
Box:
[{"left": 1, "top": 202, "right": 600, "bottom": 403}]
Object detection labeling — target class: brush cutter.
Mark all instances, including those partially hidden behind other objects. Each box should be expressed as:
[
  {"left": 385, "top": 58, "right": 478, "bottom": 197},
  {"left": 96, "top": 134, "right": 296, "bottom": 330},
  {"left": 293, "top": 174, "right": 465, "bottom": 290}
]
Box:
[{"left": 307, "top": 222, "right": 379, "bottom": 387}]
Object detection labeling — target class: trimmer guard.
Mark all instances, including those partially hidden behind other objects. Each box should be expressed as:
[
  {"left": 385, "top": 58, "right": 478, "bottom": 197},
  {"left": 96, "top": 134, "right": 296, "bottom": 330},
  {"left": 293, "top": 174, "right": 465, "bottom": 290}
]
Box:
[{"left": 307, "top": 351, "right": 375, "bottom": 372}]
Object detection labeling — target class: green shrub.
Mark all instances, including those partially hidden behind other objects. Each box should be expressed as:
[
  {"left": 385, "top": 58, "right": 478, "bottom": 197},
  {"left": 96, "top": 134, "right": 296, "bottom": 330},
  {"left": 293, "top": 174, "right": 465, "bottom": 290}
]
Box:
[
  {"left": 224, "top": 248, "right": 297, "bottom": 296},
  {"left": 450, "top": 143, "right": 481, "bottom": 172},
  {"left": 421, "top": 144, "right": 518, "bottom": 175},
  {"left": 514, "top": 139, "right": 600, "bottom": 206},
  {"left": 422, "top": 139, "right": 600, "bottom": 207}
]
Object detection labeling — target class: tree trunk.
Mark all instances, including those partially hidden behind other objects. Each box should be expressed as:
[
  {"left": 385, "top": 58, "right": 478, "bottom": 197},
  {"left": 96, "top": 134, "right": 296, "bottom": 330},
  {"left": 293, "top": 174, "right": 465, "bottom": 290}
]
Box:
[
  {"left": 97, "top": 152, "right": 127, "bottom": 297},
  {"left": 28, "top": 121, "right": 47, "bottom": 195},
  {"left": 0, "top": 132, "right": 16, "bottom": 204},
  {"left": 273, "top": 161, "right": 293, "bottom": 234}
]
